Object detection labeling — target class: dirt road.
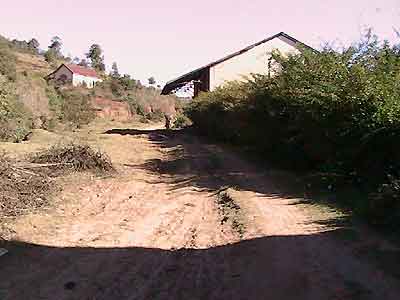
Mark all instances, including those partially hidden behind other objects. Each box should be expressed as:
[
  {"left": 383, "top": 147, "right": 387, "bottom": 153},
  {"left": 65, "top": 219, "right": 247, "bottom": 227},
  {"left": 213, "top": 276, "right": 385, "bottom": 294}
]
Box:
[{"left": 1, "top": 124, "right": 400, "bottom": 299}]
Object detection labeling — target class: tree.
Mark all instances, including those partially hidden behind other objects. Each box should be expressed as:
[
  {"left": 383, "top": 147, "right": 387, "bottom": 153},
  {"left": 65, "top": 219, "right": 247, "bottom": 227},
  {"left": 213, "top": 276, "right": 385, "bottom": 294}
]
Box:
[
  {"left": 72, "top": 57, "right": 80, "bottom": 64},
  {"left": 44, "top": 49, "right": 58, "bottom": 64},
  {"left": 48, "top": 36, "right": 62, "bottom": 57},
  {"left": 111, "top": 62, "right": 120, "bottom": 78},
  {"left": 119, "top": 74, "right": 136, "bottom": 90},
  {"left": 148, "top": 76, "right": 156, "bottom": 85},
  {"left": 86, "top": 44, "right": 105, "bottom": 71},
  {"left": 27, "top": 38, "right": 40, "bottom": 52},
  {"left": 45, "top": 36, "right": 62, "bottom": 64}
]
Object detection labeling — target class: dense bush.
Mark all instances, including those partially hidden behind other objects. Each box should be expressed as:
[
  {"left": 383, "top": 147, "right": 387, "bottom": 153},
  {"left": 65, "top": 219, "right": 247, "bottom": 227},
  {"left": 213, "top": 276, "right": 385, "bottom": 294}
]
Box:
[
  {"left": 0, "top": 46, "right": 17, "bottom": 81},
  {"left": 185, "top": 34, "right": 400, "bottom": 227},
  {"left": 59, "top": 89, "right": 95, "bottom": 128},
  {"left": 0, "top": 75, "right": 32, "bottom": 142},
  {"left": 94, "top": 75, "right": 177, "bottom": 122},
  {"left": 173, "top": 113, "right": 192, "bottom": 129}
]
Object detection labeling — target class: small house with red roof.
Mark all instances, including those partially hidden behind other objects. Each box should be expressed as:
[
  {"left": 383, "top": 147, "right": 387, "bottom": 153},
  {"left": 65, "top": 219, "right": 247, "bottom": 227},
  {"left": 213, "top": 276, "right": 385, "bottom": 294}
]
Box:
[{"left": 47, "top": 64, "right": 102, "bottom": 88}]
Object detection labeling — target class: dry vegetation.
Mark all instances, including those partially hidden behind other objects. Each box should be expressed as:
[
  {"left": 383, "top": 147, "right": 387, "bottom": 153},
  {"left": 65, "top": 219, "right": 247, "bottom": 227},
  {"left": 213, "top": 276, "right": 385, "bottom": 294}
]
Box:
[
  {"left": 0, "top": 143, "right": 114, "bottom": 219},
  {"left": 0, "top": 153, "right": 54, "bottom": 217},
  {"left": 216, "top": 190, "right": 246, "bottom": 238},
  {"left": 32, "top": 143, "right": 115, "bottom": 175}
]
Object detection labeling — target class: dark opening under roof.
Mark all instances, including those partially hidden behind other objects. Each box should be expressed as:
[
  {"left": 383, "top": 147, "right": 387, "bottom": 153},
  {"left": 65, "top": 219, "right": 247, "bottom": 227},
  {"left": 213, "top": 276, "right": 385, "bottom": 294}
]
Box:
[{"left": 161, "top": 32, "right": 315, "bottom": 95}]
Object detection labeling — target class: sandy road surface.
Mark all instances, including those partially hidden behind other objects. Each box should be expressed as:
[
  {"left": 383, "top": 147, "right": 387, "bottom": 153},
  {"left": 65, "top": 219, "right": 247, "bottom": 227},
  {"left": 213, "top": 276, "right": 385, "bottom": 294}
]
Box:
[{"left": 1, "top": 124, "right": 400, "bottom": 300}]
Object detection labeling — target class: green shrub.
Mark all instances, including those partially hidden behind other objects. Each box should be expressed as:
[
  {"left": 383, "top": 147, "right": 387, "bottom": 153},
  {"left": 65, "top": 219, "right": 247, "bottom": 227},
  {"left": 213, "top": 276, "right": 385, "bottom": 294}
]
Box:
[
  {"left": 367, "top": 175, "right": 400, "bottom": 227},
  {"left": 0, "top": 75, "right": 31, "bottom": 142},
  {"left": 46, "top": 85, "right": 64, "bottom": 116},
  {"left": 59, "top": 90, "right": 95, "bottom": 128},
  {"left": 147, "top": 108, "right": 164, "bottom": 121},
  {"left": 185, "top": 34, "right": 400, "bottom": 228},
  {"left": 0, "top": 47, "right": 16, "bottom": 81},
  {"left": 187, "top": 35, "right": 400, "bottom": 172},
  {"left": 124, "top": 96, "right": 146, "bottom": 116},
  {"left": 173, "top": 113, "right": 191, "bottom": 128},
  {"left": 39, "top": 115, "right": 57, "bottom": 131}
]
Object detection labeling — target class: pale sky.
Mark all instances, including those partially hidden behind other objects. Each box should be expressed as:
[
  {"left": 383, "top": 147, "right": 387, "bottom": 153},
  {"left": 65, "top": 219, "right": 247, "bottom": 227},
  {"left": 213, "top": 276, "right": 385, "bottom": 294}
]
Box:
[{"left": 1, "top": 0, "right": 399, "bottom": 85}]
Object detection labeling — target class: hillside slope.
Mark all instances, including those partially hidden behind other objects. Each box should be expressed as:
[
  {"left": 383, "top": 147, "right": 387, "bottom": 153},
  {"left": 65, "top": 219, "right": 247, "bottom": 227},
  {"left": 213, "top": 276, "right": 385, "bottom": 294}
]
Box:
[{"left": 0, "top": 33, "right": 179, "bottom": 140}]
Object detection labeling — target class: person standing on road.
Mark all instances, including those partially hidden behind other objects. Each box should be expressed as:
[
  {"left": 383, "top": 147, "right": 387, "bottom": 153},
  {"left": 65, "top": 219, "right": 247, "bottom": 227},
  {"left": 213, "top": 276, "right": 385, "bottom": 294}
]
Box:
[{"left": 164, "top": 114, "right": 171, "bottom": 130}]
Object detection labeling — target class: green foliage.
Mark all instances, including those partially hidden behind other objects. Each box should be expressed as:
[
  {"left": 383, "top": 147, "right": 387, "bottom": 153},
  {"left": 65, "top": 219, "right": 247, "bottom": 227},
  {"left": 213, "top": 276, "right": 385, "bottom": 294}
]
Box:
[
  {"left": 27, "top": 38, "right": 40, "bottom": 53},
  {"left": 146, "top": 108, "right": 164, "bottom": 121},
  {"left": 49, "top": 36, "right": 62, "bottom": 57},
  {"left": 111, "top": 62, "right": 119, "bottom": 78},
  {"left": 0, "top": 46, "right": 17, "bottom": 81},
  {"left": 93, "top": 74, "right": 177, "bottom": 122},
  {"left": 110, "top": 78, "right": 124, "bottom": 97},
  {"left": 0, "top": 75, "right": 31, "bottom": 142},
  {"left": 124, "top": 96, "right": 145, "bottom": 116},
  {"left": 45, "top": 36, "right": 64, "bottom": 66},
  {"left": 367, "top": 175, "right": 400, "bottom": 227},
  {"left": 86, "top": 44, "right": 105, "bottom": 71},
  {"left": 173, "top": 113, "right": 191, "bottom": 128},
  {"left": 59, "top": 89, "right": 95, "bottom": 128},
  {"left": 186, "top": 34, "right": 400, "bottom": 228},
  {"left": 44, "top": 48, "right": 58, "bottom": 65},
  {"left": 45, "top": 85, "right": 64, "bottom": 116}
]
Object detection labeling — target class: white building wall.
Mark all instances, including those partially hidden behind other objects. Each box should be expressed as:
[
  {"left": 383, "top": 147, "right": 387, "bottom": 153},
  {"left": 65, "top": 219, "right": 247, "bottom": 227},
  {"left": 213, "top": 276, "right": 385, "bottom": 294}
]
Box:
[
  {"left": 72, "top": 74, "right": 102, "bottom": 88},
  {"left": 209, "top": 36, "right": 300, "bottom": 91}
]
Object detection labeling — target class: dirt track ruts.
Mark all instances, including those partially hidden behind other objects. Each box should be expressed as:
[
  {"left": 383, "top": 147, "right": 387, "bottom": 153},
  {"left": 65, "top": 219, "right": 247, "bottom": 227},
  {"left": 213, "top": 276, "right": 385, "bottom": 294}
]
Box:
[{"left": 1, "top": 124, "right": 400, "bottom": 300}]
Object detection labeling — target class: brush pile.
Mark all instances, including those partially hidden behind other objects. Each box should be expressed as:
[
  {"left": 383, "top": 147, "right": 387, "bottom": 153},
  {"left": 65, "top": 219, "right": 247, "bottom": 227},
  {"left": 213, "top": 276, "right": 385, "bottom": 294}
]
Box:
[
  {"left": 1, "top": 143, "right": 114, "bottom": 218},
  {"left": 0, "top": 153, "right": 53, "bottom": 217},
  {"left": 31, "top": 143, "right": 114, "bottom": 176}
]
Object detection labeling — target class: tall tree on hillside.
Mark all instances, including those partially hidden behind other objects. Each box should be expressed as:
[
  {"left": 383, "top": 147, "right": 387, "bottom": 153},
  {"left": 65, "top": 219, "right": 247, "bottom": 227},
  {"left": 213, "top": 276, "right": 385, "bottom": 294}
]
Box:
[
  {"left": 111, "top": 62, "right": 120, "bottom": 78},
  {"left": 48, "top": 36, "right": 62, "bottom": 56},
  {"left": 45, "top": 36, "right": 62, "bottom": 64},
  {"left": 27, "top": 38, "right": 40, "bottom": 52},
  {"left": 148, "top": 76, "right": 156, "bottom": 85},
  {"left": 86, "top": 44, "right": 105, "bottom": 71}
]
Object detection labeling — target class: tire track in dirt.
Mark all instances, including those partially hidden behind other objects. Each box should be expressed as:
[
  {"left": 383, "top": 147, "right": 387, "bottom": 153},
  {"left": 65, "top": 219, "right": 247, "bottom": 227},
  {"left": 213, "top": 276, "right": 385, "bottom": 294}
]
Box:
[{"left": 2, "top": 125, "right": 400, "bottom": 300}]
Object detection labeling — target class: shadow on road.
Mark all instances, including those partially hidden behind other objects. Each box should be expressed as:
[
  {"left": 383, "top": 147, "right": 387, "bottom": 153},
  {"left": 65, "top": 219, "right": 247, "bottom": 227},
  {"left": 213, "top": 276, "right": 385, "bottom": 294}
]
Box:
[
  {"left": 105, "top": 128, "right": 302, "bottom": 198},
  {"left": 1, "top": 128, "right": 399, "bottom": 299},
  {"left": 0, "top": 230, "right": 377, "bottom": 300},
  {"left": 105, "top": 128, "right": 353, "bottom": 231}
]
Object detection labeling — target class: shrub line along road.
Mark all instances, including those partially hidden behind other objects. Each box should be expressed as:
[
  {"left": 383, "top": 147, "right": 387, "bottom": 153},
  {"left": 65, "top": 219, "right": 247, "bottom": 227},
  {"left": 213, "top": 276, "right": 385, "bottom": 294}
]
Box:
[{"left": 1, "top": 123, "right": 400, "bottom": 300}]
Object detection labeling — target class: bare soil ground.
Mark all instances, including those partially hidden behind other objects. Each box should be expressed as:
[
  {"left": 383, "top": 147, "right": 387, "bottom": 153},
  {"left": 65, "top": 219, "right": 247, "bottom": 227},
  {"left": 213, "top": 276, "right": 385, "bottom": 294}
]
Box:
[{"left": 1, "top": 121, "right": 400, "bottom": 300}]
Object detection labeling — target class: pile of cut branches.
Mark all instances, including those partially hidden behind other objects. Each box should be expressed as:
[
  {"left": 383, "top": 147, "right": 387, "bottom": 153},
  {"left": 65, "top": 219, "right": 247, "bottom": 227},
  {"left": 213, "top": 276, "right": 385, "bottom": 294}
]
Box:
[
  {"left": 0, "top": 153, "right": 54, "bottom": 217},
  {"left": 31, "top": 143, "right": 115, "bottom": 176},
  {"left": 1, "top": 143, "right": 114, "bottom": 218}
]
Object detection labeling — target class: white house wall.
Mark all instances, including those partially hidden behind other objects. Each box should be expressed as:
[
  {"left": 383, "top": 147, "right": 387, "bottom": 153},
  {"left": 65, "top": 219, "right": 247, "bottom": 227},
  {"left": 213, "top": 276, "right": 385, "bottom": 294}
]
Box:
[
  {"left": 209, "top": 36, "right": 300, "bottom": 91},
  {"left": 72, "top": 74, "right": 102, "bottom": 88}
]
